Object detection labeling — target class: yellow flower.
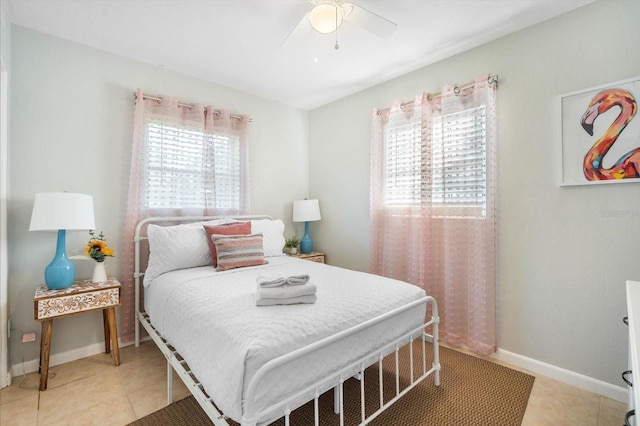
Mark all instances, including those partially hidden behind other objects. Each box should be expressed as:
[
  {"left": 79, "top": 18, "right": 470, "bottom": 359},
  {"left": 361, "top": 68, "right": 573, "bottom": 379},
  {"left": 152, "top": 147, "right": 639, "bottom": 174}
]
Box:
[{"left": 85, "top": 230, "right": 115, "bottom": 262}]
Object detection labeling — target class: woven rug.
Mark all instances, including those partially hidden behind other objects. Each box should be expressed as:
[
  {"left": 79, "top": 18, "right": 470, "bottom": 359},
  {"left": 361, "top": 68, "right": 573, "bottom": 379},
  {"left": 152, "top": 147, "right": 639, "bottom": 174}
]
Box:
[{"left": 129, "top": 342, "right": 534, "bottom": 426}]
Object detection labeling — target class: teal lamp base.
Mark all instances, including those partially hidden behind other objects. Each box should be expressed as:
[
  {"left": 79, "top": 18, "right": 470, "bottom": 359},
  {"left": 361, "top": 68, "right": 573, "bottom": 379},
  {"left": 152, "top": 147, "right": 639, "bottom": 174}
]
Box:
[
  {"left": 300, "top": 221, "right": 313, "bottom": 254},
  {"left": 44, "top": 230, "right": 75, "bottom": 290}
]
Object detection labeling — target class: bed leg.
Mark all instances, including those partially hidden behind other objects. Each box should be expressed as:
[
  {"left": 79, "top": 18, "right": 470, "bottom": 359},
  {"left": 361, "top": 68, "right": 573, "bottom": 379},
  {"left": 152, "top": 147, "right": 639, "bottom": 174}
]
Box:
[
  {"left": 333, "top": 384, "right": 340, "bottom": 414},
  {"left": 167, "top": 359, "right": 174, "bottom": 405},
  {"left": 433, "top": 334, "right": 441, "bottom": 387},
  {"left": 431, "top": 302, "right": 441, "bottom": 387},
  {"left": 135, "top": 319, "right": 140, "bottom": 347}
]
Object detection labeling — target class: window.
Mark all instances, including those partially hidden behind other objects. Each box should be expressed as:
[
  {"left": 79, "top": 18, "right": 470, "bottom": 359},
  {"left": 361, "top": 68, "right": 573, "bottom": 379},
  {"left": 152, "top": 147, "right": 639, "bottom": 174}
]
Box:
[
  {"left": 144, "top": 121, "right": 241, "bottom": 210},
  {"left": 370, "top": 76, "right": 497, "bottom": 354},
  {"left": 384, "top": 105, "right": 487, "bottom": 218},
  {"left": 384, "top": 112, "right": 427, "bottom": 207},
  {"left": 432, "top": 105, "right": 487, "bottom": 217}
]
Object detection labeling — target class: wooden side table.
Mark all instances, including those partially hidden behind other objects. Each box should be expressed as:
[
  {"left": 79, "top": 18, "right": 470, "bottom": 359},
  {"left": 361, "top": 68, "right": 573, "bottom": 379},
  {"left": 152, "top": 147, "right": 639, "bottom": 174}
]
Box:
[
  {"left": 287, "top": 251, "right": 326, "bottom": 264},
  {"left": 34, "top": 278, "right": 122, "bottom": 391}
]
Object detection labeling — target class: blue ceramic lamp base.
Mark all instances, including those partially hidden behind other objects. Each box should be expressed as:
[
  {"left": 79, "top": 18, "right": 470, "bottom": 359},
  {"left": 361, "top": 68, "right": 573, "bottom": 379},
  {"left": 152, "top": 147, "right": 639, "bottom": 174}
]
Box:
[
  {"left": 45, "top": 230, "right": 75, "bottom": 290},
  {"left": 300, "top": 221, "right": 313, "bottom": 254}
]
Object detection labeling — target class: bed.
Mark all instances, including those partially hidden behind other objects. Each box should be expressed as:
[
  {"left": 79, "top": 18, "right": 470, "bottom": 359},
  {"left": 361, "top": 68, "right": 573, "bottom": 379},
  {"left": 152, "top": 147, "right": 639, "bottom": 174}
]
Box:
[{"left": 134, "top": 216, "right": 440, "bottom": 425}]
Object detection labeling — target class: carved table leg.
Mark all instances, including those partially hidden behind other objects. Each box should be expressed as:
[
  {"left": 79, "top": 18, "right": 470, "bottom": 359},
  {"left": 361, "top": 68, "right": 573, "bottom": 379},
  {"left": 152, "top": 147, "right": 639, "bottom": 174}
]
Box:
[
  {"left": 103, "top": 309, "right": 110, "bottom": 355},
  {"left": 105, "top": 307, "right": 120, "bottom": 366}
]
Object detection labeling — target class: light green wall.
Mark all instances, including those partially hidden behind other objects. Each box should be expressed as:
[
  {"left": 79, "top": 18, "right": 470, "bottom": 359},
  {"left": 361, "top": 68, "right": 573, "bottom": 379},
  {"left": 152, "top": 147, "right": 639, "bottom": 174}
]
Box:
[
  {"left": 0, "top": 2, "right": 10, "bottom": 69},
  {"left": 309, "top": 0, "right": 640, "bottom": 386},
  {"left": 8, "top": 25, "right": 309, "bottom": 367}
]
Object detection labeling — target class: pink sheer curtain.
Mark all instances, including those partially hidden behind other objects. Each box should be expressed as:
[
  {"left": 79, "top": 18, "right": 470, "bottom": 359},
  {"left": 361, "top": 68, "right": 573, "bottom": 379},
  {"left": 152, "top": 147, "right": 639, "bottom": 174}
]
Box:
[
  {"left": 370, "top": 75, "right": 497, "bottom": 355},
  {"left": 119, "top": 89, "right": 250, "bottom": 343}
]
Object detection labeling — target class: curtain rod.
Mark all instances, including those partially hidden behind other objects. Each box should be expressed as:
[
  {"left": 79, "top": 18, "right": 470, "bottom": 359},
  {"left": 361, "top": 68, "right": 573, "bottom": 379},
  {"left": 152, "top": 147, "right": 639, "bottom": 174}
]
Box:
[
  {"left": 134, "top": 92, "right": 250, "bottom": 122},
  {"left": 380, "top": 75, "right": 499, "bottom": 113}
]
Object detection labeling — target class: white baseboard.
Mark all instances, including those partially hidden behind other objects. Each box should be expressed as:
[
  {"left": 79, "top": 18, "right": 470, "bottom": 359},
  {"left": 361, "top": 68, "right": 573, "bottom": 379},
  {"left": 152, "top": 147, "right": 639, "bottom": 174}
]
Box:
[{"left": 493, "top": 348, "right": 628, "bottom": 403}]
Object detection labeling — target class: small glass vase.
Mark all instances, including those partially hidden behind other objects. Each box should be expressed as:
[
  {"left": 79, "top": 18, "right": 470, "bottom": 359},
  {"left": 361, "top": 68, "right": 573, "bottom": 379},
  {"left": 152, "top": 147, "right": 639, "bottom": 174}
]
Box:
[{"left": 91, "top": 261, "right": 108, "bottom": 283}]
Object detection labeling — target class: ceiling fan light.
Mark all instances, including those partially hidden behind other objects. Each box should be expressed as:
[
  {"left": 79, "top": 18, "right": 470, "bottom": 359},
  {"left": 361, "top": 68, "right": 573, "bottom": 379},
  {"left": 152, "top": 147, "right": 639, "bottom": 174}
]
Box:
[{"left": 309, "top": 4, "right": 343, "bottom": 34}]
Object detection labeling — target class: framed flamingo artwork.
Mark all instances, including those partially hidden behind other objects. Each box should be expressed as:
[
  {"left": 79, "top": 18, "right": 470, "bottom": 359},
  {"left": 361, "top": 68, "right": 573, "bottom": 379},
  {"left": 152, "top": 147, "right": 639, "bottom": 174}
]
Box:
[{"left": 560, "top": 76, "right": 639, "bottom": 186}]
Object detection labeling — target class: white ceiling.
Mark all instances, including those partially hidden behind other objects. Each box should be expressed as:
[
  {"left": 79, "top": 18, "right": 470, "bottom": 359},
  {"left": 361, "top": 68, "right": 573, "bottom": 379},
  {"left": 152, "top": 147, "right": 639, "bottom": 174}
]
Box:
[{"left": 6, "top": 0, "right": 593, "bottom": 110}]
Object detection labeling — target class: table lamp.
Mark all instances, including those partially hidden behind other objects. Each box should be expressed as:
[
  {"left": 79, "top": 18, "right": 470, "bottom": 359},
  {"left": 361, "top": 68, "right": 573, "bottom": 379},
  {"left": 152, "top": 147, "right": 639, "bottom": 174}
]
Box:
[
  {"left": 29, "top": 192, "right": 96, "bottom": 289},
  {"left": 293, "top": 199, "right": 321, "bottom": 254}
]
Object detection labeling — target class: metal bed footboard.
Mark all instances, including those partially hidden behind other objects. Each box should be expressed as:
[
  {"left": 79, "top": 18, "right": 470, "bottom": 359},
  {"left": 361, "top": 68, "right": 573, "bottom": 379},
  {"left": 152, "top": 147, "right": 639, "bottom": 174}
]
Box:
[
  {"left": 242, "top": 295, "right": 440, "bottom": 426},
  {"left": 137, "top": 300, "right": 440, "bottom": 426},
  {"left": 134, "top": 216, "right": 441, "bottom": 426}
]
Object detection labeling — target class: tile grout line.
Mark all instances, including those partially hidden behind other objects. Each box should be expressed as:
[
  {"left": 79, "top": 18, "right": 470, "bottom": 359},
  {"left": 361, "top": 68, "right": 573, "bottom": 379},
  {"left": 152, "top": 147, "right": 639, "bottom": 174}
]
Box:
[
  {"left": 115, "top": 358, "right": 139, "bottom": 421},
  {"left": 596, "top": 396, "right": 603, "bottom": 426}
]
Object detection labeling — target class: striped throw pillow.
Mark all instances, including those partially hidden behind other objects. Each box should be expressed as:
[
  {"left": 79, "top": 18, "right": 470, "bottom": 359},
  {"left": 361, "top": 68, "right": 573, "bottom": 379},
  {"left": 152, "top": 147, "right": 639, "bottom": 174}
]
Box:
[
  {"left": 203, "top": 222, "right": 251, "bottom": 267},
  {"left": 212, "top": 233, "right": 268, "bottom": 271}
]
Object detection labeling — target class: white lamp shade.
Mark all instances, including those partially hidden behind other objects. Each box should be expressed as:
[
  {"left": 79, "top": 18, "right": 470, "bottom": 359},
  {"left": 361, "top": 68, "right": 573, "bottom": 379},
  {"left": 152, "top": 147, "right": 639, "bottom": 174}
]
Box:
[
  {"left": 293, "top": 199, "right": 321, "bottom": 222},
  {"left": 29, "top": 192, "right": 96, "bottom": 231}
]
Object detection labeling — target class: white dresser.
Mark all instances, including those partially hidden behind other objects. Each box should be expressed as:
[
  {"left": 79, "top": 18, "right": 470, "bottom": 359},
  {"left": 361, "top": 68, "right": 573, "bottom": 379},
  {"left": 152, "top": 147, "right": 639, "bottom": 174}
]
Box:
[{"left": 626, "top": 280, "right": 640, "bottom": 425}]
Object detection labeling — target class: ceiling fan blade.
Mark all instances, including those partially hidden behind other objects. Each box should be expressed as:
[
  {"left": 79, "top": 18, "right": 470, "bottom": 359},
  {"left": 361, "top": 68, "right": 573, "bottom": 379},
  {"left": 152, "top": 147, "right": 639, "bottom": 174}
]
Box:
[{"left": 342, "top": 2, "right": 397, "bottom": 38}]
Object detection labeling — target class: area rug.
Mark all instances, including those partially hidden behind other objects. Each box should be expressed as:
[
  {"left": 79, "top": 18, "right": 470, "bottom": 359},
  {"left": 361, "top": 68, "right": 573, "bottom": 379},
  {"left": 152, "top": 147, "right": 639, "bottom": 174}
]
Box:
[{"left": 129, "top": 342, "right": 534, "bottom": 425}]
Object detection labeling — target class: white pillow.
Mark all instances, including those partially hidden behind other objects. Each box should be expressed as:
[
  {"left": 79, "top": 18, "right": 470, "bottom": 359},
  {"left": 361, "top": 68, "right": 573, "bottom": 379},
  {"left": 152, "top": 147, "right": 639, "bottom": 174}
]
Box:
[
  {"left": 251, "top": 219, "right": 286, "bottom": 257},
  {"left": 144, "top": 220, "right": 226, "bottom": 286}
]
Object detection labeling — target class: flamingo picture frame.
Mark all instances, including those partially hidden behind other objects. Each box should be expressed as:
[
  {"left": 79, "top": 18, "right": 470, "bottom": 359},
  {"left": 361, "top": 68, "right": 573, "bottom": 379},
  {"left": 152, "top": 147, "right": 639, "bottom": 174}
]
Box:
[{"left": 559, "top": 76, "right": 640, "bottom": 186}]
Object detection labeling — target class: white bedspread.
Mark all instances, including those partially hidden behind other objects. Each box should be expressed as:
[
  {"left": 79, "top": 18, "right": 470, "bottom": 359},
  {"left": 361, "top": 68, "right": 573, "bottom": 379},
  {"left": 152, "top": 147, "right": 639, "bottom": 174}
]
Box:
[{"left": 145, "top": 257, "right": 426, "bottom": 424}]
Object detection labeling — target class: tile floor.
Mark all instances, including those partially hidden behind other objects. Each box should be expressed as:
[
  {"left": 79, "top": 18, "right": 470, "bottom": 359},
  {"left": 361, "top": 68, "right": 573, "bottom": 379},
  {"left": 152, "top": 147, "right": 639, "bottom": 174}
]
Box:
[{"left": 0, "top": 341, "right": 629, "bottom": 426}]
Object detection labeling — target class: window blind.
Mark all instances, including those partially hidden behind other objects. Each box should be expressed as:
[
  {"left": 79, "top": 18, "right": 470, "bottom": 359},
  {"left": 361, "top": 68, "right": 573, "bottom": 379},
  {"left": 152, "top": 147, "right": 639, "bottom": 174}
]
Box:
[
  {"left": 384, "top": 116, "right": 428, "bottom": 206},
  {"left": 383, "top": 105, "right": 487, "bottom": 218},
  {"left": 432, "top": 105, "right": 487, "bottom": 217},
  {"left": 144, "top": 122, "right": 241, "bottom": 210}
]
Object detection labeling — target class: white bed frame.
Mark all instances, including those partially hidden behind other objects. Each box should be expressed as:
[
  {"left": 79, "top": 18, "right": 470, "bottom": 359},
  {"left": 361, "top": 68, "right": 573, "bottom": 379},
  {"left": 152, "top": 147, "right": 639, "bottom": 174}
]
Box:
[{"left": 134, "top": 216, "right": 440, "bottom": 426}]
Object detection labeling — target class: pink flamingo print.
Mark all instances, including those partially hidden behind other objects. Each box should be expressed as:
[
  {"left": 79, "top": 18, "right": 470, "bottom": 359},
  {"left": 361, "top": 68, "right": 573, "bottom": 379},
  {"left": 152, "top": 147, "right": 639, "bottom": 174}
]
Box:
[{"left": 581, "top": 88, "right": 639, "bottom": 180}]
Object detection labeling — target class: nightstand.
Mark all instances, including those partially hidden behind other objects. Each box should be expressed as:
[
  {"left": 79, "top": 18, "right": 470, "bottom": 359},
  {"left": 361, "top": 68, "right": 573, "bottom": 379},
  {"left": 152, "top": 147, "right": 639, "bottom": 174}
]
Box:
[
  {"left": 34, "top": 278, "right": 122, "bottom": 390},
  {"left": 287, "top": 251, "right": 325, "bottom": 264}
]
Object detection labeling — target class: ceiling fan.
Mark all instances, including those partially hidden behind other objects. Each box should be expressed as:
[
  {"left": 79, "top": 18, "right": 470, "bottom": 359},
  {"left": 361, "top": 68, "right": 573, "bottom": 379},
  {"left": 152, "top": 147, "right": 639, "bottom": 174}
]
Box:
[{"left": 282, "top": 0, "right": 397, "bottom": 49}]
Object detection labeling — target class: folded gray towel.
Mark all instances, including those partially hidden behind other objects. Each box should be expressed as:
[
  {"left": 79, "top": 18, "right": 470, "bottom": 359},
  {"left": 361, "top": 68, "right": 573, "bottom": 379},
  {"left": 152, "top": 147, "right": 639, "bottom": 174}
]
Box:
[
  {"left": 257, "top": 274, "right": 311, "bottom": 287},
  {"left": 258, "top": 283, "right": 317, "bottom": 299},
  {"left": 255, "top": 294, "right": 317, "bottom": 306},
  {"left": 286, "top": 274, "right": 310, "bottom": 285},
  {"left": 256, "top": 275, "right": 287, "bottom": 288}
]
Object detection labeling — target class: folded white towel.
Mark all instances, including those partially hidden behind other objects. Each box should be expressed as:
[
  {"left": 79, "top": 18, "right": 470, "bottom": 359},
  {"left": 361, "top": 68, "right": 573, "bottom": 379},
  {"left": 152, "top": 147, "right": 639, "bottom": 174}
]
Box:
[
  {"left": 258, "top": 283, "right": 317, "bottom": 300},
  {"left": 286, "top": 274, "right": 310, "bottom": 285},
  {"left": 256, "top": 274, "right": 287, "bottom": 288},
  {"left": 255, "top": 294, "right": 317, "bottom": 306},
  {"left": 256, "top": 274, "right": 311, "bottom": 287}
]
